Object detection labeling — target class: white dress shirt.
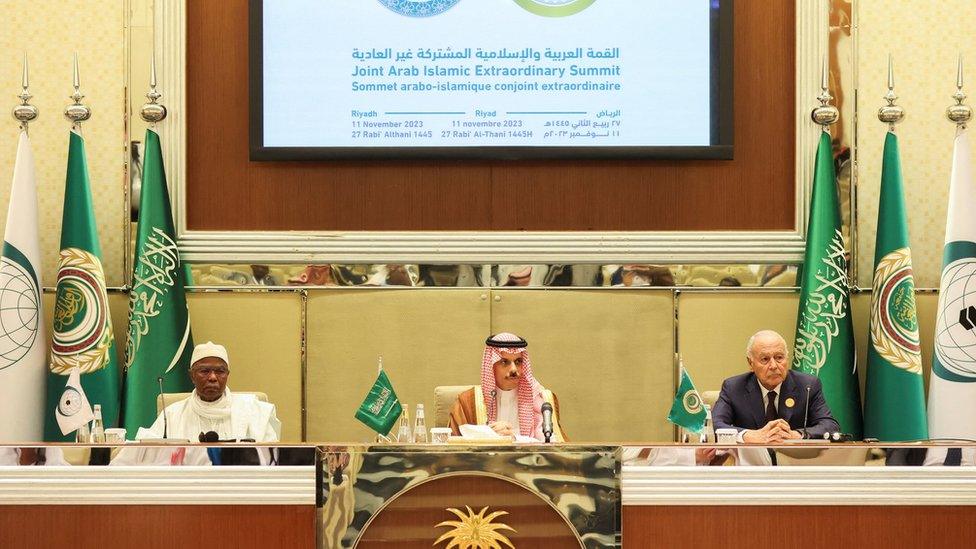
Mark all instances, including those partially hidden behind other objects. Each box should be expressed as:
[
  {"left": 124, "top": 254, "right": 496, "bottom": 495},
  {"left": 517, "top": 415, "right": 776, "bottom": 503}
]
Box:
[
  {"left": 759, "top": 382, "right": 783, "bottom": 416},
  {"left": 737, "top": 381, "right": 783, "bottom": 443},
  {"left": 496, "top": 388, "right": 519, "bottom": 429}
]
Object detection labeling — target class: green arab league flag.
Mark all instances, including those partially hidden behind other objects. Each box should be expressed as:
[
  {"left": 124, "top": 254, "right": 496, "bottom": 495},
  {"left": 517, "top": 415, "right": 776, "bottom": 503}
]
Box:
[
  {"left": 44, "top": 131, "right": 121, "bottom": 441},
  {"left": 355, "top": 368, "right": 402, "bottom": 435},
  {"left": 667, "top": 367, "right": 707, "bottom": 434},
  {"left": 792, "top": 131, "right": 863, "bottom": 439},
  {"left": 864, "top": 132, "right": 926, "bottom": 441},
  {"left": 122, "top": 129, "right": 194, "bottom": 436}
]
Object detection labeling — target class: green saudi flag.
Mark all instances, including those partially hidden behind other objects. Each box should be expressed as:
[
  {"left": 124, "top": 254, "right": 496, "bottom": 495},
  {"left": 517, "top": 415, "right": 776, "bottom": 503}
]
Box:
[
  {"left": 122, "top": 129, "right": 194, "bottom": 436},
  {"left": 44, "top": 131, "right": 121, "bottom": 440},
  {"left": 792, "top": 131, "right": 863, "bottom": 439},
  {"left": 667, "top": 367, "right": 707, "bottom": 434},
  {"left": 864, "top": 132, "right": 926, "bottom": 441},
  {"left": 355, "top": 368, "right": 402, "bottom": 435}
]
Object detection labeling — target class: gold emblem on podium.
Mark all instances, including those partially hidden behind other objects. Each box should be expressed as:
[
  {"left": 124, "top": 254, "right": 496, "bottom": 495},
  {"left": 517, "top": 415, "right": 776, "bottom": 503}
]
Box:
[{"left": 434, "top": 505, "right": 517, "bottom": 548}]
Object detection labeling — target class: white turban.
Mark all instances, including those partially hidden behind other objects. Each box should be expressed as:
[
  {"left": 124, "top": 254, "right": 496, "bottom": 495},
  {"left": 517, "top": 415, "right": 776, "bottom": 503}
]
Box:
[{"left": 190, "top": 341, "right": 229, "bottom": 368}]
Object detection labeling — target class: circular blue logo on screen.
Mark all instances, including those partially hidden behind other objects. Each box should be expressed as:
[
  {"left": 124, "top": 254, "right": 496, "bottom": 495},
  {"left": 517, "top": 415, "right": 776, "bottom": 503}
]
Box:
[{"left": 378, "top": 0, "right": 461, "bottom": 17}]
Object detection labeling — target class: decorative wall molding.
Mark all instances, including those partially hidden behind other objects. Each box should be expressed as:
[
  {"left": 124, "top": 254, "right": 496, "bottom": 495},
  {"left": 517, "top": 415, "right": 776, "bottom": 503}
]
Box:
[
  {"left": 0, "top": 466, "right": 316, "bottom": 505},
  {"left": 622, "top": 465, "right": 976, "bottom": 506},
  {"left": 158, "top": 0, "right": 826, "bottom": 264},
  {"left": 175, "top": 229, "right": 809, "bottom": 263},
  {"left": 157, "top": 0, "right": 187, "bottom": 246},
  {"left": 8, "top": 463, "right": 974, "bottom": 507}
]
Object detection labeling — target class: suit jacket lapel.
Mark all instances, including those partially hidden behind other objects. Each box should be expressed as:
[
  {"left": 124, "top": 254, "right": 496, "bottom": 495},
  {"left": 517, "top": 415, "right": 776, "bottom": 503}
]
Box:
[
  {"left": 779, "top": 372, "right": 798, "bottom": 423},
  {"left": 744, "top": 374, "right": 766, "bottom": 427}
]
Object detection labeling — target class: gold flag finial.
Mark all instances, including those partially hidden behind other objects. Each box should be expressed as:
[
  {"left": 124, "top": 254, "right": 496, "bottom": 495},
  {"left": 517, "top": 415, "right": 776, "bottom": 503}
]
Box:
[
  {"left": 13, "top": 52, "right": 39, "bottom": 130},
  {"left": 64, "top": 53, "right": 92, "bottom": 127},
  {"left": 140, "top": 51, "right": 167, "bottom": 125},
  {"left": 812, "top": 53, "right": 839, "bottom": 127},
  {"left": 948, "top": 54, "right": 972, "bottom": 127},
  {"left": 878, "top": 53, "right": 905, "bottom": 131}
]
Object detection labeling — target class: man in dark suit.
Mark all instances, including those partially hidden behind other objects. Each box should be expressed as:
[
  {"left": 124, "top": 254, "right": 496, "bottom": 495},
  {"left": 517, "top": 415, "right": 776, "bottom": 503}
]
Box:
[{"left": 712, "top": 330, "right": 839, "bottom": 443}]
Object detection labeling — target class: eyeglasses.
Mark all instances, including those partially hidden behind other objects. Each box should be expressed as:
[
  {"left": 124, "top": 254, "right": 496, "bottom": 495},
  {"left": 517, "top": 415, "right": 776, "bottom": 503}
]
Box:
[{"left": 191, "top": 367, "right": 229, "bottom": 377}]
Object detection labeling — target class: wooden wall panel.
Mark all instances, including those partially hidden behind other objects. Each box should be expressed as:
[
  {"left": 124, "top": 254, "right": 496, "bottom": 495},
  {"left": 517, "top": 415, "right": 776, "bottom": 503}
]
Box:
[
  {"left": 490, "top": 289, "right": 676, "bottom": 442},
  {"left": 305, "top": 289, "right": 489, "bottom": 441},
  {"left": 623, "top": 506, "right": 976, "bottom": 548},
  {"left": 0, "top": 505, "right": 316, "bottom": 549},
  {"left": 187, "top": 0, "right": 794, "bottom": 232}
]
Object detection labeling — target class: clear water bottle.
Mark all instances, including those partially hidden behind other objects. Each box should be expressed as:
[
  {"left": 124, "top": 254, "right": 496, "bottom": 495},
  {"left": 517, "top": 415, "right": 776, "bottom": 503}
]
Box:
[
  {"left": 396, "top": 404, "right": 413, "bottom": 443},
  {"left": 413, "top": 404, "right": 428, "bottom": 444},
  {"left": 703, "top": 404, "right": 714, "bottom": 443},
  {"left": 75, "top": 421, "right": 91, "bottom": 443},
  {"left": 90, "top": 404, "right": 105, "bottom": 443}
]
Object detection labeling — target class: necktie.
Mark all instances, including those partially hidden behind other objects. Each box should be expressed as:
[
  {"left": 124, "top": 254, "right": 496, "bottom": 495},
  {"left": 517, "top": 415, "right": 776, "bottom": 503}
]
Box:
[
  {"left": 765, "top": 391, "right": 779, "bottom": 466},
  {"left": 944, "top": 448, "right": 963, "bottom": 466},
  {"left": 765, "top": 391, "right": 778, "bottom": 422}
]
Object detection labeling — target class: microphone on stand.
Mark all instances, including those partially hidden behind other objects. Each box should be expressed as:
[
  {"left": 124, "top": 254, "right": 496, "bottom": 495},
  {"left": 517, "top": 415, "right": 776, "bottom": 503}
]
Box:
[
  {"left": 198, "top": 431, "right": 257, "bottom": 443},
  {"left": 157, "top": 376, "right": 168, "bottom": 439},
  {"left": 541, "top": 402, "right": 554, "bottom": 443},
  {"left": 802, "top": 386, "right": 811, "bottom": 439},
  {"left": 199, "top": 431, "right": 220, "bottom": 443}
]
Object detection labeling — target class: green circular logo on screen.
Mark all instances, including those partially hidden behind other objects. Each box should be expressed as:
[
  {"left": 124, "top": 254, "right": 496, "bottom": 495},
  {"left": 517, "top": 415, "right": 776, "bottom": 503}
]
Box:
[{"left": 513, "top": 0, "right": 597, "bottom": 17}]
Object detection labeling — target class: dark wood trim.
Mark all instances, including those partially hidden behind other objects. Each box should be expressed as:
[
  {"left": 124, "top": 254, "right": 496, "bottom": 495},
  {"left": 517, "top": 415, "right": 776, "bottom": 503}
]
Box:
[{"left": 187, "top": 0, "right": 793, "bottom": 232}]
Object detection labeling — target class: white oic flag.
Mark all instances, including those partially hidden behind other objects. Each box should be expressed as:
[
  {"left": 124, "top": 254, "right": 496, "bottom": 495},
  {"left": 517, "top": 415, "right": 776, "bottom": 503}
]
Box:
[
  {"left": 0, "top": 131, "right": 46, "bottom": 440},
  {"left": 55, "top": 367, "right": 95, "bottom": 436},
  {"left": 926, "top": 129, "right": 976, "bottom": 465}
]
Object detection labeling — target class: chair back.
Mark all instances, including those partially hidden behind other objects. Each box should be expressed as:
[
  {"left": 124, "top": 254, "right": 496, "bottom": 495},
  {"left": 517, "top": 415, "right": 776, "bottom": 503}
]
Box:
[{"left": 702, "top": 390, "right": 720, "bottom": 409}]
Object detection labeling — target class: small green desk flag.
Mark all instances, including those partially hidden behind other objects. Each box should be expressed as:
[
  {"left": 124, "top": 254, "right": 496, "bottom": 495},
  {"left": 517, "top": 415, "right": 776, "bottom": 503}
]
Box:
[
  {"left": 668, "top": 367, "right": 707, "bottom": 434},
  {"left": 355, "top": 360, "right": 402, "bottom": 436}
]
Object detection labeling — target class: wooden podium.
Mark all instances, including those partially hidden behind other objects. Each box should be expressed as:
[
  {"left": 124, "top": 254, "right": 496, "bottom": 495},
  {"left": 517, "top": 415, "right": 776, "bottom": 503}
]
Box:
[
  {"left": 0, "top": 457, "right": 318, "bottom": 549},
  {"left": 320, "top": 444, "right": 621, "bottom": 548}
]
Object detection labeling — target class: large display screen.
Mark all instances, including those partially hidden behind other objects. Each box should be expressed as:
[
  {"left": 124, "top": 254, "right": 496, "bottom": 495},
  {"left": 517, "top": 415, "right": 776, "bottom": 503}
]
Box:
[{"left": 250, "top": 0, "right": 732, "bottom": 160}]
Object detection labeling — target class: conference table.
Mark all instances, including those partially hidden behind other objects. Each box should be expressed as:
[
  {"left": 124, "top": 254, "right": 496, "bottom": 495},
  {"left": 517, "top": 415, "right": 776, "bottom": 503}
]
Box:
[{"left": 1, "top": 443, "right": 975, "bottom": 548}]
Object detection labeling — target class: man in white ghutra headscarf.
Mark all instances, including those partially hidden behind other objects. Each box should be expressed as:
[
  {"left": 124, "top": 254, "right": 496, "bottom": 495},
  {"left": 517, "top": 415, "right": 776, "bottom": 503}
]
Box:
[{"left": 448, "top": 333, "right": 567, "bottom": 442}]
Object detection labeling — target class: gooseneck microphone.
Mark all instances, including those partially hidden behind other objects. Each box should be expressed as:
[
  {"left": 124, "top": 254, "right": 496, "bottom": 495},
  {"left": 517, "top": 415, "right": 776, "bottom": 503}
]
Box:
[
  {"left": 157, "top": 376, "right": 168, "bottom": 439},
  {"left": 802, "top": 386, "right": 811, "bottom": 439},
  {"left": 198, "top": 431, "right": 257, "bottom": 443},
  {"left": 541, "top": 402, "right": 554, "bottom": 443},
  {"left": 199, "top": 431, "right": 220, "bottom": 443}
]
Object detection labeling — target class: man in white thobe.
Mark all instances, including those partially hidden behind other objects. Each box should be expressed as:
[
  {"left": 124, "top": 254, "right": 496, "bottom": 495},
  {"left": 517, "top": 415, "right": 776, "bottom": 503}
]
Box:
[{"left": 112, "top": 342, "right": 280, "bottom": 465}]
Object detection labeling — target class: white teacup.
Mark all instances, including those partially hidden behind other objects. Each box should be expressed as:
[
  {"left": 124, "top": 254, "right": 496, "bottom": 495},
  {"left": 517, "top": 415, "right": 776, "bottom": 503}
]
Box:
[
  {"left": 104, "top": 428, "right": 127, "bottom": 443},
  {"left": 430, "top": 427, "right": 452, "bottom": 444},
  {"left": 715, "top": 428, "right": 738, "bottom": 445}
]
